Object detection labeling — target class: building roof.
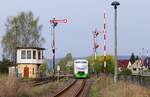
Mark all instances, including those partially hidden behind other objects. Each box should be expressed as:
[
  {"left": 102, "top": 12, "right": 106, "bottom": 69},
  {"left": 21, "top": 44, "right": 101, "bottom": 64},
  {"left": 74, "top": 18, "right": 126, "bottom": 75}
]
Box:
[
  {"left": 17, "top": 47, "right": 45, "bottom": 50},
  {"left": 118, "top": 60, "right": 129, "bottom": 68},
  {"left": 143, "top": 57, "right": 150, "bottom": 67}
]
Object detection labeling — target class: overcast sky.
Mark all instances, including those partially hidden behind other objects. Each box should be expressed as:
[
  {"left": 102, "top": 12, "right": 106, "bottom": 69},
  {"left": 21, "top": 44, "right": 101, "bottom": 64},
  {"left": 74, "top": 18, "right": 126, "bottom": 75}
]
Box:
[{"left": 0, "top": 0, "right": 150, "bottom": 59}]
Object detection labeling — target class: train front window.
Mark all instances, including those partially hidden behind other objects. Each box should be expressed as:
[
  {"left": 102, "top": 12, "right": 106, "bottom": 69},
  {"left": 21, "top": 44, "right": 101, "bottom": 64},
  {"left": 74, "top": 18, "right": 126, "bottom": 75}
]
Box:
[
  {"left": 75, "top": 61, "right": 80, "bottom": 63},
  {"left": 81, "top": 61, "right": 87, "bottom": 63},
  {"left": 78, "top": 71, "right": 85, "bottom": 75},
  {"left": 75, "top": 61, "right": 87, "bottom": 64}
]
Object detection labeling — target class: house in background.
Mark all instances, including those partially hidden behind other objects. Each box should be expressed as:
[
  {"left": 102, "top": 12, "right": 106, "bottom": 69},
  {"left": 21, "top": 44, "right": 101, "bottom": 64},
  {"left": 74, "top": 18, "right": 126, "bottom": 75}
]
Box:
[
  {"left": 143, "top": 57, "right": 150, "bottom": 69},
  {"left": 117, "top": 55, "right": 149, "bottom": 75},
  {"left": 127, "top": 58, "right": 148, "bottom": 75},
  {"left": 127, "top": 59, "right": 142, "bottom": 75},
  {"left": 17, "top": 47, "right": 45, "bottom": 78},
  {"left": 118, "top": 60, "right": 129, "bottom": 71}
]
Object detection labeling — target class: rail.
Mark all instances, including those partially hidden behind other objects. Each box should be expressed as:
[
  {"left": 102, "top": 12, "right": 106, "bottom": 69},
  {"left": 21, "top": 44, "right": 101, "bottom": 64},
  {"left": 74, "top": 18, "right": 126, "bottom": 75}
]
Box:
[{"left": 53, "top": 79, "right": 86, "bottom": 97}]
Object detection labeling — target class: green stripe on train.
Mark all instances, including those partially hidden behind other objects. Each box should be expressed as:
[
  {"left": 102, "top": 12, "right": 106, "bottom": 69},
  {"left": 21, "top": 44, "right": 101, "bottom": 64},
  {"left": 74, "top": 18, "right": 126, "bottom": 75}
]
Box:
[{"left": 74, "top": 73, "right": 88, "bottom": 78}]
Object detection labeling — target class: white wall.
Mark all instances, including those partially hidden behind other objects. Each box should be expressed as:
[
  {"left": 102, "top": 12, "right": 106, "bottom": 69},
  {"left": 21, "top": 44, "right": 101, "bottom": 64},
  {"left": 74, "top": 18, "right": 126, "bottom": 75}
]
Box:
[
  {"left": 17, "top": 49, "right": 44, "bottom": 64},
  {"left": 18, "top": 64, "right": 38, "bottom": 78}
]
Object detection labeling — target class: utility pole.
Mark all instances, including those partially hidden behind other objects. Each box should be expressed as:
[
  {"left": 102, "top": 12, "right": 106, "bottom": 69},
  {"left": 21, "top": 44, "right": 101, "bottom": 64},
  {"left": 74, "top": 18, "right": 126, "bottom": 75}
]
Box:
[
  {"left": 103, "top": 11, "right": 107, "bottom": 79},
  {"left": 146, "top": 48, "right": 149, "bottom": 67},
  {"left": 93, "top": 30, "right": 99, "bottom": 74},
  {"left": 14, "top": 18, "right": 18, "bottom": 77},
  {"left": 140, "top": 48, "right": 145, "bottom": 72},
  {"left": 111, "top": 1, "right": 120, "bottom": 83}
]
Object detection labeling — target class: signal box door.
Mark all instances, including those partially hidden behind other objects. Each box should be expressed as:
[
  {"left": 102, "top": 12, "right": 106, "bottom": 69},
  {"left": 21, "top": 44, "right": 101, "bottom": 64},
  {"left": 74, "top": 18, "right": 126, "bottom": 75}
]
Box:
[{"left": 24, "top": 67, "right": 29, "bottom": 78}]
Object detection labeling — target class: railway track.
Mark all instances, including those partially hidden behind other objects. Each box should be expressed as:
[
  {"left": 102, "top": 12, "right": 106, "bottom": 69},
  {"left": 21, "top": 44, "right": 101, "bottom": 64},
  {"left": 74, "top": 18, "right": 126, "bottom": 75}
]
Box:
[
  {"left": 20, "top": 75, "right": 73, "bottom": 87},
  {"left": 31, "top": 77, "right": 56, "bottom": 87},
  {"left": 53, "top": 79, "right": 89, "bottom": 97},
  {"left": 20, "top": 76, "right": 57, "bottom": 87}
]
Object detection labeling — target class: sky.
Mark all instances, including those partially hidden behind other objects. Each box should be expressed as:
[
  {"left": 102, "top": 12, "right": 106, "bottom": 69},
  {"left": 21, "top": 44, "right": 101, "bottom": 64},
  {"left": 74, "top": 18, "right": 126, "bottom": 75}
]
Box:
[{"left": 0, "top": 0, "right": 150, "bottom": 60}]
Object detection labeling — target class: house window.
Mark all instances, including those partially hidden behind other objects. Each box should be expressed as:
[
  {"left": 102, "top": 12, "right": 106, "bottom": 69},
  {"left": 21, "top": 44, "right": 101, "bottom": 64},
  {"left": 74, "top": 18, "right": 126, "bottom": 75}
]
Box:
[
  {"left": 21, "top": 50, "right": 26, "bottom": 59},
  {"left": 133, "top": 68, "right": 137, "bottom": 71},
  {"left": 33, "top": 51, "right": 36, "bottom": 59},
  {"left": 138, "top": 68, "right": 141, "bottom": 70},
  {"left": 27, "top": 50, "right": 31, "bottom": 59},
  {"left": 38, "top": 51, "right": 41, "bottom": 59}
]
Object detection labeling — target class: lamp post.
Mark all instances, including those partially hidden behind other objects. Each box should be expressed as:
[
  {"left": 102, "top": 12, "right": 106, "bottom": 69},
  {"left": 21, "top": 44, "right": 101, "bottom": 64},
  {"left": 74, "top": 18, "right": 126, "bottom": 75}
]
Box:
[{"left": 111, "top": 1, "right": 120, "bottom": 83}]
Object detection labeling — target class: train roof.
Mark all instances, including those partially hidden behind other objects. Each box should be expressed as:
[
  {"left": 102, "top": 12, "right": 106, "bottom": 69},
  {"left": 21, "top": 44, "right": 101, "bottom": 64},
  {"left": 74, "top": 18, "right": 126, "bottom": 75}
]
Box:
[{"left": 74, "top": 59, "right": 88, "bottom": 62}]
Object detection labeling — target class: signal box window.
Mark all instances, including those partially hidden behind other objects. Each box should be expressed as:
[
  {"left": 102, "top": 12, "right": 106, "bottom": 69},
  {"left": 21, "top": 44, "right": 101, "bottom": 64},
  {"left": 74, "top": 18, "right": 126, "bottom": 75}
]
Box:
[
  {"left": 27, "top": 50, "right": 31, "bottom": 59},
  {"left": 42, "top": 51, "right": 44, "bottom": 59},
  {"left": 38, "top": 51, "right": 41, "bottom": 59},
  {"left": 21, "top": 50, "right": 26, "bottom": 59},
  {"left": 33, "top": 51, "right": 36, "bottom": 59}
]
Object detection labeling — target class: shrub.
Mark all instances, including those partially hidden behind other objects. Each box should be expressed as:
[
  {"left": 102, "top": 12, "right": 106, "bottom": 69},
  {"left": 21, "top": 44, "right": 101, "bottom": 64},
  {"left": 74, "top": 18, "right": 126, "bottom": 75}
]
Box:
[{"left": 119, "top": 69, "right": 132, "bottom": 75}]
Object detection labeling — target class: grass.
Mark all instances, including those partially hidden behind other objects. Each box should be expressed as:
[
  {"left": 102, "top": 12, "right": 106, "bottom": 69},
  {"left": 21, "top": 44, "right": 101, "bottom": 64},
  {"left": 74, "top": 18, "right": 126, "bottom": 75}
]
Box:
[
  {"left": 0, "top": 75, "right": 71, "bottom": 97},
  {"left": 31, "top": 79, "right": 65, "bottom": 96},
  {"left": 31, "top": 82, "right": 58, "bottom": 96},
  {"left": 0, "top": 75, "right": 31, "bottom": 97},
  {"left": 89, "top": 78, "right": 98, "bottom": 97},
  {"left": 90, "top": 76, "right": 150, "bottom": 97}
]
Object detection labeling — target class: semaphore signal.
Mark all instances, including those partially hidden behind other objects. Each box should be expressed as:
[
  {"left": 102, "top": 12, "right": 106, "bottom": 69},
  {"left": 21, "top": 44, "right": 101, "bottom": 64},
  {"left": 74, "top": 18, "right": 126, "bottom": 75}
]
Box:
[
  {"left": 50, "top": 19, "right": 67, "bottom": 23},
  {"left": 92, "top": 29, "right": 99, "bottom": 74},
  {"left": 93, "top": 29, "right": 99, "bottom": 60},
  {"left": 49, "top": 18, "right": 67, "bottom": 75}
]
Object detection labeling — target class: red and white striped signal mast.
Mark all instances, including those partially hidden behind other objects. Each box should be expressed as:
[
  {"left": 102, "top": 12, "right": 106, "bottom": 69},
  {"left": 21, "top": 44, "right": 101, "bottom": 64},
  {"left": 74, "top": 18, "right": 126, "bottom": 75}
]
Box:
[{"left": 49, "top": 18, "right": 67, "bottom": 75}]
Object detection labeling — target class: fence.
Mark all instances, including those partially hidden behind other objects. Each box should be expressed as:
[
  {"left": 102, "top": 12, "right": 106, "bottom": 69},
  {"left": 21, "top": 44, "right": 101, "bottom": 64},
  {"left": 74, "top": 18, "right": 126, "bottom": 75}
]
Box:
[{"left": 118, "top": 75, "right": 150, "bottom": 88}]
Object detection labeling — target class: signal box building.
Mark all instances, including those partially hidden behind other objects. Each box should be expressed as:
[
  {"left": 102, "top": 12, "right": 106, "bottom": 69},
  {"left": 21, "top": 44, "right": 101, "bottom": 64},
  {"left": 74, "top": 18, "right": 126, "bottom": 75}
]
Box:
[{"left": 17, "top": 47, "right": 45, "bottom": 78}]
